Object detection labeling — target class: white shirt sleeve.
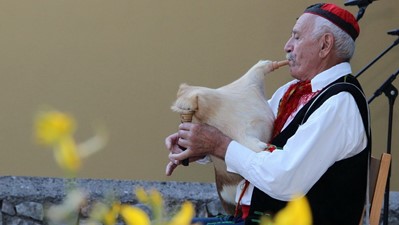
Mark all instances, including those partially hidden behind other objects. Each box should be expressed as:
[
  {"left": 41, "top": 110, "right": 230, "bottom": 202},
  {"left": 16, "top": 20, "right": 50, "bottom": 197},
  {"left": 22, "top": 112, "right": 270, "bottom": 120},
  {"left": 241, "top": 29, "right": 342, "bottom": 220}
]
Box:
[{"left": 225, "top": 92, "right": 368, "bottom": 201}]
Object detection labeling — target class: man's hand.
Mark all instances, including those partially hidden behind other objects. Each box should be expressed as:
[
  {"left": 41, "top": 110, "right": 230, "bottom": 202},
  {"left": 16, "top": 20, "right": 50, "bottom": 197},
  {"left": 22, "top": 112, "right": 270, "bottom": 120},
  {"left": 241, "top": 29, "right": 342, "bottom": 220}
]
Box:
[
  {"left": 164, "top": 131, "right": 209, "bottom": 176},
  {"left": 164, "top": 123, "right": 232, "bottom": 176}
]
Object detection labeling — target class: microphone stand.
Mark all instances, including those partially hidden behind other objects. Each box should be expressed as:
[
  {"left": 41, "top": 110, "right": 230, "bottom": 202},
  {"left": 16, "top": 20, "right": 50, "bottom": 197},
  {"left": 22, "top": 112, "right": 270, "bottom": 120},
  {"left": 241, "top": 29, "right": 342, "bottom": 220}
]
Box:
[
  {"left": 344, "top": 0, "right": 373, "bottom": 21},
  {"left": 355, "top": 36, "right": 399, "bottom": 78},
  {"left": 354, "top": 33, "right": 399, "bottom": 224},
  {"left": 368, "top": 68, "right": 398, "bottom": 225},
  {"left": 345, "top": 3, "right": 397, "bottom": 224},
  {"left": 355, "top": 5, "right": 367, "bottom": 21}
]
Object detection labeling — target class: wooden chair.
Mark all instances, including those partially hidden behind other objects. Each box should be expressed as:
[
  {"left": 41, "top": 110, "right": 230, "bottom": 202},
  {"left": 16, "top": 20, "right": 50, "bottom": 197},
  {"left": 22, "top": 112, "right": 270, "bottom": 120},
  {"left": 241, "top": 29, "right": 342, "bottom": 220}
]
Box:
[{"left": 359, "top": 153, "right": 392, "bottom": 225}]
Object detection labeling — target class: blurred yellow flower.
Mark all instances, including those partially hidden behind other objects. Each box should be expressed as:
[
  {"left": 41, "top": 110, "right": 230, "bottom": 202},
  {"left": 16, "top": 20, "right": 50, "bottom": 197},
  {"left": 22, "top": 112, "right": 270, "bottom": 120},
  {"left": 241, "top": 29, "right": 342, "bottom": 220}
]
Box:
[
  {"left": 273, "top": 196, "right": 312, "bottom": 225},
  {"left": 54, "top": 136, "right": 81, "bottom": 173},
  {"left": 149, "top": 189, "right": 163, "bottom": 220},
  {"left": 35, "top": 109, "right": 199, "bottom": 225},
  {"left": 35, "top": 110, "right": 75, "bottom": 146},
  {"left": 135, "top": 187, "right": 149, "bottom": 204},
  {"left": 120, "top": 205, "right": 151, "bottom": 225},
  {"left": 149, "top": 189, "right": 163, "bottom": 209},
  {"left": 103, "top": 202, "right": 121, "bottom": 225},
  {"left": 167, "top": 201, "right": 195, "bottom": 225},
  {"left": 34, "top": 108, "right": 107, "bottom": 175},
  {"left": 87, "top": 202, "right": 110, "bottom": 224},
  {"left": 135, "top": 188, "right": 164, "bottom": 221}
]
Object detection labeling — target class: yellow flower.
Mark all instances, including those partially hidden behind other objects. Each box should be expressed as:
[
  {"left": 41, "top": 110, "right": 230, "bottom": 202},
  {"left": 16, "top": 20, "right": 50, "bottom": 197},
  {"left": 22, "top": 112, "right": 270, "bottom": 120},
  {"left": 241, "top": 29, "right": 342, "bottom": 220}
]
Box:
[
  {"left": 135, "top": 187, "right": 149, "bottom": 204},
  {"left": 149, "top": 189, "right": 163, "bottom": 220},
  {"left": 149, "top": 189, "right": 163, "bottom": 209},
  {"left": 34, "top": 108, "right": 107, "bottom": 175},
  {"left": 35, "top": 110, "right": 76, "bottom": 146},
  {"left": 103, "top": 202, "right": 121, "bottom": 225},
  {"left": 87, "top": 202, "right": 110, "bottom": 224},
  {"left": 120, "top": 205, "right": 151, "bottom": 225},
  {"left": 135, "top": 188, "right": 164, "bottom": 221},
  {"left": 273, "top": 196, "right": 312, "bottom": 225},
  {"left": 167, "top": 201, "right": 195, "bottom": 225},
  {"left": 54, "top": 136, "right": 81, "bottom": 173}
]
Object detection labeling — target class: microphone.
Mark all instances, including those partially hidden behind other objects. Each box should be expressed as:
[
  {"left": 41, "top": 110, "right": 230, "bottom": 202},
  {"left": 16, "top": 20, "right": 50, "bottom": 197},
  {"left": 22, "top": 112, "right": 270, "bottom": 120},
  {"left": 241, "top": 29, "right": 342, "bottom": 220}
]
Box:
[
  {"left": 344, "top": 0, "right": 375, "bottom": 7},
  {"left": 387, "top": 28, "right": 399, "bottom": 36},
  {"left": 344, "top": 0, "right": 378, "bottom": 21}
]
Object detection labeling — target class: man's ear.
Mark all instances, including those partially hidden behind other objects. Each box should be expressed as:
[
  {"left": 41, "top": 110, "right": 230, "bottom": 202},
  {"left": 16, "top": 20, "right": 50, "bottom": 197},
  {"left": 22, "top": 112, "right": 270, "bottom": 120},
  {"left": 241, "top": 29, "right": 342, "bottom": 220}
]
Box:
[{"left": 319, "top": 33, "right": 334, "bottom": 58}]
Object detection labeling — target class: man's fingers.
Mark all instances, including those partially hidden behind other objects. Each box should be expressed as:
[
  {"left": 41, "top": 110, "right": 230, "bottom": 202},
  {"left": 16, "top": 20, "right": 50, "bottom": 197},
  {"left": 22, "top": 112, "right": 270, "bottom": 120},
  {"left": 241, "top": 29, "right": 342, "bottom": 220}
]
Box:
[
  {"left": 165, "top": 133, "right": 179, "bottom": 150},
  {"left": 165, "top": 161, "right": 178, "bottom": 176},
  {"left": 165, "top": 138, "right": 172, "bottom": 150},
  {"left": 169, "top": 149, "right": 191, "bottom": 162},
  {"left": 178, "top": 122, "right": 191, "bottom": 130}
]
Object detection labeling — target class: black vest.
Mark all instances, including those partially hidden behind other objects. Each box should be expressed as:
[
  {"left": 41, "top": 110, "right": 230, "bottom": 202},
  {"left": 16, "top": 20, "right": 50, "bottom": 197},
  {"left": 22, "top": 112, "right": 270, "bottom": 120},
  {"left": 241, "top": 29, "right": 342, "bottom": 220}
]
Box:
[{"left": 246, "top": 75, "right": 371, "bottom": 225}]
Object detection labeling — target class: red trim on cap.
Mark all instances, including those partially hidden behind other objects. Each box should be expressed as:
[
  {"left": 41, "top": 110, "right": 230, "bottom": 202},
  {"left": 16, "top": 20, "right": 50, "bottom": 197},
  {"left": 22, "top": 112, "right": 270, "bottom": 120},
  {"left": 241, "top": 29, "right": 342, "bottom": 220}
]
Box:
[
  {"left": 321, "top": 3, "right": 360, "bottom": 35},
  {"left": 304, "top": 3, "right": 360, "bottom": 40}
]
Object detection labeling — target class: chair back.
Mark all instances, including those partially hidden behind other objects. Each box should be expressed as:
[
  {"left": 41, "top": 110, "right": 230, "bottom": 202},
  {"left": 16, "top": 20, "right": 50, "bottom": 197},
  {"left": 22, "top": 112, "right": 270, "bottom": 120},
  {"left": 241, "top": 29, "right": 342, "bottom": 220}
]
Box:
[{"left": 359, "top": 153, "right": 391, "bottom": 225}]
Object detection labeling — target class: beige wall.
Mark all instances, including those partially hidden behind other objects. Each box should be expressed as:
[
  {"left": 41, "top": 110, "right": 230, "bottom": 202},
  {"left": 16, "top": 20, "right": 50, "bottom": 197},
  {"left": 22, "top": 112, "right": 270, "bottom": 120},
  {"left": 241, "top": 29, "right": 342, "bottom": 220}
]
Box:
[{"left": 0, "top": 0, "right": 398, "bottom": 191}]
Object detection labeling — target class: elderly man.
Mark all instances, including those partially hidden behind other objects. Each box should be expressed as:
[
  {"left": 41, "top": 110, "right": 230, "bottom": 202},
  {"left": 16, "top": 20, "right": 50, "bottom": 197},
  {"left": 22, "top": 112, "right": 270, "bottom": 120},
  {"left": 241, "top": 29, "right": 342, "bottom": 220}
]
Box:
[{"left": 165, "top": 3, "right": 371, "bottom": 225}]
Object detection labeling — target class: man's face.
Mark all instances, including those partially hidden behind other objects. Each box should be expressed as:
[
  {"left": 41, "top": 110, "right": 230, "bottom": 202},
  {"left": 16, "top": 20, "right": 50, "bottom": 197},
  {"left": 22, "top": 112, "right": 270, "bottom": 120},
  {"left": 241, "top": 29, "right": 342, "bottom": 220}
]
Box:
[{"left": 284, "top": 14, "right": 322, "bottom": 81}]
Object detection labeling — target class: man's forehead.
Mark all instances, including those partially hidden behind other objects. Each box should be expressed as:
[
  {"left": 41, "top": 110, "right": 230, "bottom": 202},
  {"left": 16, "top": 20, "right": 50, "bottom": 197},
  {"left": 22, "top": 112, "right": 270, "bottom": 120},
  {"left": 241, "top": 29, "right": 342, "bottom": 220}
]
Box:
[{"left": 292, "top": 14, "right": 314, "bottom": 32}]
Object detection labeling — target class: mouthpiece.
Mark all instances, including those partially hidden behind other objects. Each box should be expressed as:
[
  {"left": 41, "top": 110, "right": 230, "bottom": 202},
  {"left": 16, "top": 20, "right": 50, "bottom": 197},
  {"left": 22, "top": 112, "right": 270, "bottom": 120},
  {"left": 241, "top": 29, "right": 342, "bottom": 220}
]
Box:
[{"left": 272, "top": 60, "right": 289, "bottom": 71}]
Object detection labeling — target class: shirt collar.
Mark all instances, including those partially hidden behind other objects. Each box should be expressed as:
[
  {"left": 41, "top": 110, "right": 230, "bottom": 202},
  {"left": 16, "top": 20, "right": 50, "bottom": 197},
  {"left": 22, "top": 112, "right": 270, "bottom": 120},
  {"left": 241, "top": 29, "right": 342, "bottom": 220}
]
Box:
[{"left": 310, "top": 62, "right": 352, "bottom": 92}]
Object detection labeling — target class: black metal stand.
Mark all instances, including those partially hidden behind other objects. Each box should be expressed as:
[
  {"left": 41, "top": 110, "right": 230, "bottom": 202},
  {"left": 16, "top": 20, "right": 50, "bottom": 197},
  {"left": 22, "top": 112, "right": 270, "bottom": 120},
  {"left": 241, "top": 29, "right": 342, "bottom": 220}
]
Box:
[
  {"left": 355, "top": 6, "right": 367, "bottom": 21},
  {"left": 344, "top": 0, "right": 371, "bottom": 21},
  {"left": 354, "top": 38, "right": 398, "bottom": 225},
  {"left": 344, "top": 3, "right": 398, "bottom": 224},
  {"left": 368, "top": 68, "right": 399, "bottom": 225},
  {"left": 355, "top": 36, "right": 399, "bottom": 78}
]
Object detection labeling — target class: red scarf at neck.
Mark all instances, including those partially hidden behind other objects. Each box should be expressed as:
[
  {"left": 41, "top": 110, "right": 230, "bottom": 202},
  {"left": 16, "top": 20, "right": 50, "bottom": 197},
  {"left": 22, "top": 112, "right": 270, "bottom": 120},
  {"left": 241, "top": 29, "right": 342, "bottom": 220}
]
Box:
[{"left": 272, "top": 80, "right": 314, "bottom": 139}]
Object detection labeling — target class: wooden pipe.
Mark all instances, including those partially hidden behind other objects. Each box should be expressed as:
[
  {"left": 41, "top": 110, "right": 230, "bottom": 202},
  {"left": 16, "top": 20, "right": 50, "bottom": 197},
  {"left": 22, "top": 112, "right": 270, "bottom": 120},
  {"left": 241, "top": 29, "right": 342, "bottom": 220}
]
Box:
[
  {"left": 271, "top": 60, "right": 289, "bottom": 71},
  {"left": 179, "top": 111, "right": 194, "bottom": 166}
]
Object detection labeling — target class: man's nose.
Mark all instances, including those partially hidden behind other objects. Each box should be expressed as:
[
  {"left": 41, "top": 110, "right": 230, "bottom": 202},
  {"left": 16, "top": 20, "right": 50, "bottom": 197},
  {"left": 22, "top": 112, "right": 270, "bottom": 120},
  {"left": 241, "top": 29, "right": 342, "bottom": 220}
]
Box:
[{"left": 284, "top": 40, "right": 293, "bottom": 53}]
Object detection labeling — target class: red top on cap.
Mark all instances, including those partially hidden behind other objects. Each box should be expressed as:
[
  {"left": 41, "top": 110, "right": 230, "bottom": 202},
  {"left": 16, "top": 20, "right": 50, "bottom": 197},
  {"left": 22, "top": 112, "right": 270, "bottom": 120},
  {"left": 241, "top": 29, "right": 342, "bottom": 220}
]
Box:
[{"left": 304, "top": 3, "right": 360, "bottom": 40}]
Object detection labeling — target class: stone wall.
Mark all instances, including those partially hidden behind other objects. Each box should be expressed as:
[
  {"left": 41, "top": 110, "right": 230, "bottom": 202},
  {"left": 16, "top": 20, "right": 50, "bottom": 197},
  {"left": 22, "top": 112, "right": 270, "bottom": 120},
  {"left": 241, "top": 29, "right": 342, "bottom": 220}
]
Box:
[
  {"left": 0, "top": 176, "right": 225, "bottom": 225},
  {"left": 0, "top": 176, "right": 398, "bottom": 225}
]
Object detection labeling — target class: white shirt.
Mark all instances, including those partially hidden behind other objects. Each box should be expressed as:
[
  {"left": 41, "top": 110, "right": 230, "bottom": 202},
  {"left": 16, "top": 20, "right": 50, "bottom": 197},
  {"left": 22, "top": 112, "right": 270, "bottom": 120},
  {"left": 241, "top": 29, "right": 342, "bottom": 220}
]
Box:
[{"left": 226, "top": 62, "right": 368, "bottom": 204}]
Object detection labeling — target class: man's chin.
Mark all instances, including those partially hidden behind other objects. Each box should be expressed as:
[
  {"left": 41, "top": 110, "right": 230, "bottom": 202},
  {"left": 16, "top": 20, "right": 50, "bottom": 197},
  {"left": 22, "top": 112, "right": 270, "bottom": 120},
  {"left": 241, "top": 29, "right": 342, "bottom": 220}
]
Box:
[{"left": 289, "top": 68, "right": 300, "bottom": 79}]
